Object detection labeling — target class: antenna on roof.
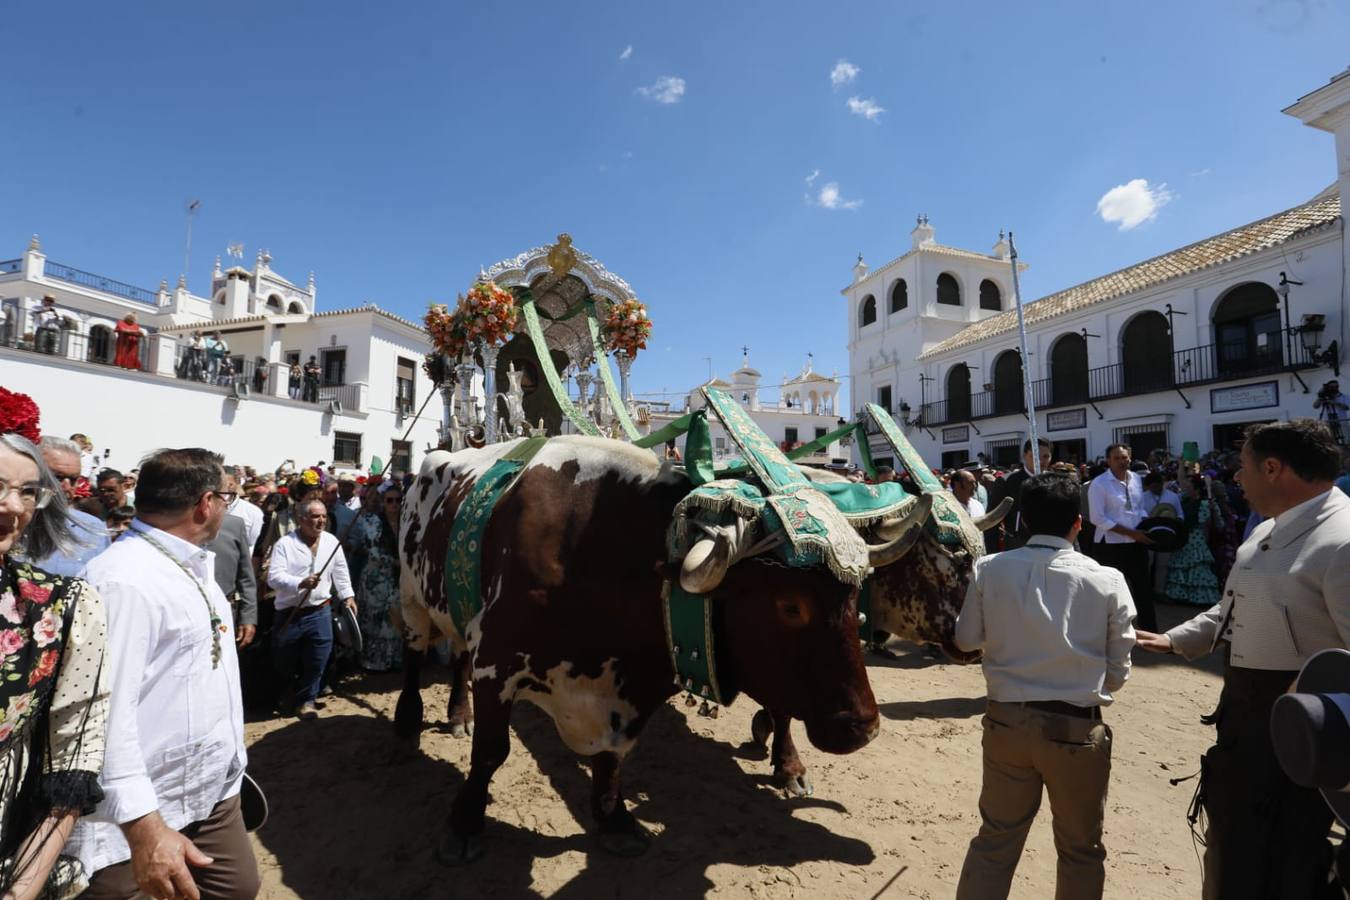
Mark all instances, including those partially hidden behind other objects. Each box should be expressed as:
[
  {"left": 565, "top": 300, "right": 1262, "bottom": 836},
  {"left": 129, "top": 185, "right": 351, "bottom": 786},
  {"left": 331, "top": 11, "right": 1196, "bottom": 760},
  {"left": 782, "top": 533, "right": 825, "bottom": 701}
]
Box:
[{"left": 182, "top": 199, "right": 201, "bottom": 288}]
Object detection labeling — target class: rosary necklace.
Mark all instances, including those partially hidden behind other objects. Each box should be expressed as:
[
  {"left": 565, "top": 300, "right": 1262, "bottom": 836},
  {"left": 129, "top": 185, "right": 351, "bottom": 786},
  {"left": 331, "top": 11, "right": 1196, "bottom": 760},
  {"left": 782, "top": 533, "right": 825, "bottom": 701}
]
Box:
[{"left": 135, "top": 528, "right": 225, "bottom": 668}]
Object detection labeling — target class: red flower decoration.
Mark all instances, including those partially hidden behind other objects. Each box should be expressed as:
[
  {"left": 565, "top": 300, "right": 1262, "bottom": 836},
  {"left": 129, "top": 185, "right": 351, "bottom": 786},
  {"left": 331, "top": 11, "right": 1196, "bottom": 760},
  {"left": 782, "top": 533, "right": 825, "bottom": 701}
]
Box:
[
  {"left": 28, "top": 648, "right": 59, "bottom": 686},
  {"left": 277, "top": 487, "right": 289, "bottom": 496},
  {"left": 17, "top": 580, "right": 52, "bottom": 606},
  {"left": 0, "top": 388, "right": 40, "bottom": 444}
]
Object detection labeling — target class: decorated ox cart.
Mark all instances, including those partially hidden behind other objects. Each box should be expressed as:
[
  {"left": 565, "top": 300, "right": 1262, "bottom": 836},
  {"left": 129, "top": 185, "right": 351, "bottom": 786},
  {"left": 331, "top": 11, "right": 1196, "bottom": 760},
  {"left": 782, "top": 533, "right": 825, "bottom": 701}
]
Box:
[{"left": 401, "top": 239, "right": 1011, "bottom": 858}]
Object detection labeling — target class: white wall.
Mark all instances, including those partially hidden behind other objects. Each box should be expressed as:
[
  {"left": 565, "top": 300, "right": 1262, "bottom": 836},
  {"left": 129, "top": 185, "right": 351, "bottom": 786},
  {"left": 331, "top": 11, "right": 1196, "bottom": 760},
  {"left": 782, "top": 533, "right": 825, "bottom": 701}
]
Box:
[{"left": 2, "top": 347, "right": 441, "bottom": 475}]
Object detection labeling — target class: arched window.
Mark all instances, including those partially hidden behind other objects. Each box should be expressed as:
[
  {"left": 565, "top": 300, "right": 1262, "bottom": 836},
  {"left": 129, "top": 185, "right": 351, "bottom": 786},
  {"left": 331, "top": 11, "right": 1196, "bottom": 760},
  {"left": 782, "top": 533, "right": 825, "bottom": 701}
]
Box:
[
  {"left": 937, "top": 273, "right": 961, "bottom": 306},
  {"left": 88, "top": 325, "right": 112, "bottom": 363},
  {"left": 1121, "top": 311, "right": 1173, "bottom": 393},
  {"left": 1213, "top": 282, "right": 1282, "bottom": 376},
  {"left": 992, "top": 350, "right": 1023, "bottom": 415},
  {"left": 946, "top": 363, "right": 972, "bottom": 421},
  {"left": 266, "top": 295, "right": 283, "bottom": 311},
  {"left": 288, "top": 301, "right": 305, "bottom": 315},
  {"left": 889, "top": 279, "right": 908, "bottom": 313},
  {"left": 979, "top": 279, "right": 1001, "bottom": 311},
  {"left": 1049, "top": 333, "right": 1088, "bottom": 405},
  {"left": 858, "top": 295, "right": 877, "bottom": 327}
]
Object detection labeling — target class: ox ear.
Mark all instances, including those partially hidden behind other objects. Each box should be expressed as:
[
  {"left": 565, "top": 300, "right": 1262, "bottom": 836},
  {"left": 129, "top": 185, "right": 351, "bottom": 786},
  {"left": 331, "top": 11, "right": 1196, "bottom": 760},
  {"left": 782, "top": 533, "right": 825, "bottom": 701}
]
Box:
[
  {"left": 867, "top": 493, "right": 933, "bottom": 568},
  {"left": 680, "top": 530, "right": 735, "bottom": 595},
  {"left": 973, "top": 496, "right": 1014, "bottom": 532}
]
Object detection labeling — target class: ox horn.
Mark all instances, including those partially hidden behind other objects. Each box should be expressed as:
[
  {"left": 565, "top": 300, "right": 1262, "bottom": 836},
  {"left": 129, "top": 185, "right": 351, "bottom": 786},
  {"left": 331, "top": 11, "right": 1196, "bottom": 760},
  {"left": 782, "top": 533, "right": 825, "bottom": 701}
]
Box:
[
  {"left": 867, "top": 494, "right": 933, "bottom": 568},
  {"left": 972, "top": 496, "right": 1014, "bottom": 532},
  {"left": 679, "top": 521, "right": 742, "bottom": 595}
]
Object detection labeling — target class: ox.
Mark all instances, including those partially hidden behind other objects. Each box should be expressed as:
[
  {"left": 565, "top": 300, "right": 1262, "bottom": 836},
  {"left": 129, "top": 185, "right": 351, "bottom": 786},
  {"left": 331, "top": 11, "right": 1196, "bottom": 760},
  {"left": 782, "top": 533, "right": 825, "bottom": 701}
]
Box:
[
  {"left": 749, "top": 469, "right": 1011, "bottom": 796},
  {"left": 395, "top": 436, "right": 930, "bottom": 860}
]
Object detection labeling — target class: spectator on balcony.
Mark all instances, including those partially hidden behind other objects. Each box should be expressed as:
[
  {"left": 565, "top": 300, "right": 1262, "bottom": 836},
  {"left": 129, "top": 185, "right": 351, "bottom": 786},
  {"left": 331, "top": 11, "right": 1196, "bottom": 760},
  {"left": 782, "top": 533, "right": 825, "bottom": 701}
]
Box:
[
  {"left": 34, "top": 294, "right": 62, "bottom": 354},
  {"left": 252, "top": 357, "right": 268, "bottom": 394},
  {"left": 302, "top": 355, "right": 321, "bottom": 403},
  {"left": 184, "top": 331, "right": 206, "bottom": 381},
  {"left": 287, "top": 362, "right": 302, "bottom": 400},
  {"left": 111, "top": 313, "right": 143, "bottom": 370},
  {"left": 205, "top": 332, "right": 229, "bottom": 384}
]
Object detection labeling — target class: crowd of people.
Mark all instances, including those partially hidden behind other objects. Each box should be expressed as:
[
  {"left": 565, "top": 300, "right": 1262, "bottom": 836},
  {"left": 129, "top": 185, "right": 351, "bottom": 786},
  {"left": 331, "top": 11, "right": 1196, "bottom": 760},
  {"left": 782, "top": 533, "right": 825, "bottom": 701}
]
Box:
[
  {"left": 2, "top": 370, "right": 1348, "bottom": 899},
  {"left": 0, "top": 384, "right": 420, "bottom": 898}
]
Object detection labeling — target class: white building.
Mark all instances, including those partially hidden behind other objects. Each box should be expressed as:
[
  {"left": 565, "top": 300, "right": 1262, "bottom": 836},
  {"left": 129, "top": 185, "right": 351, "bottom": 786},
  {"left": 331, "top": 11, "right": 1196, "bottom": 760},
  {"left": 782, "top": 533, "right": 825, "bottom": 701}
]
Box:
[
  {"left": 0, "top": 243, "right": 441, "bottom": 476},
  {"left": 846, "top": 70, "right": 1350, "bottom": 471},
  {"left": 654, "top": 353, "right": 848, "bottom": 466}
]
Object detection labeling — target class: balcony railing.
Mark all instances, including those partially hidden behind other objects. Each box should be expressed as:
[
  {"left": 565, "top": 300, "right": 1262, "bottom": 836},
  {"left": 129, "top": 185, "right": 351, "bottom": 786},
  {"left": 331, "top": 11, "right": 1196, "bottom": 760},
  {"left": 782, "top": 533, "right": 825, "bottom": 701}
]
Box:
[
  {"left": 0, "top": 259, "right": 20, "bottom": 274},
  {"left": 921, "top": 335, "right": 1320, "bottom": 426},
  {"left": 43, "top": 261, "right": 159, "bottom": 305}
]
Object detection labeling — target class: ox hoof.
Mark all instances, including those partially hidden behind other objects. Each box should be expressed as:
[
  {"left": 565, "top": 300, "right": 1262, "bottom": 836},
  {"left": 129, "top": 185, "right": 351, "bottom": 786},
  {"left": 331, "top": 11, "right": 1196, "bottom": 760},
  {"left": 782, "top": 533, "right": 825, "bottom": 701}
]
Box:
[
  {"left": 776, "top": 772, "right": 814, "bottom": 798},
  {"left": 436, "top": 832, "right": 484, "bottom": 867},
  {"left": 750, "top": 710, "right": 773, "bottom": 749},
  {"left": 449, "top": 720, "right": 474, "bottom": 739},
  {"left": 867, "top": 642, "right": 898, "bottom": 661},
  {"left": 597, "top": 820, "right": 652, "bottom": 858}
]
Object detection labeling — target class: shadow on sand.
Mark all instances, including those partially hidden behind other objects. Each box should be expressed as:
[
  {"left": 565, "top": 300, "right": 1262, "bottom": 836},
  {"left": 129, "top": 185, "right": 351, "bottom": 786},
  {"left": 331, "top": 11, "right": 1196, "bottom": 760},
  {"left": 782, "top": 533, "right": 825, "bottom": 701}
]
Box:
[{"left": 248, "top": 699, "right": 874, "bottom": 899}]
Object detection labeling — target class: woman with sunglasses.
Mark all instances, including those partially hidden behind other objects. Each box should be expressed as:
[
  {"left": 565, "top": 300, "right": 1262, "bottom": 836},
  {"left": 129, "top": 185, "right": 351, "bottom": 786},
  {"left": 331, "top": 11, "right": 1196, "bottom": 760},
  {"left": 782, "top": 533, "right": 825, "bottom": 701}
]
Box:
[
  {"left": 0, "top": 430, "right": 110, "bottom": 899},
  {"left": 346, "top": 482, "right": 403, "bottom": 672}
]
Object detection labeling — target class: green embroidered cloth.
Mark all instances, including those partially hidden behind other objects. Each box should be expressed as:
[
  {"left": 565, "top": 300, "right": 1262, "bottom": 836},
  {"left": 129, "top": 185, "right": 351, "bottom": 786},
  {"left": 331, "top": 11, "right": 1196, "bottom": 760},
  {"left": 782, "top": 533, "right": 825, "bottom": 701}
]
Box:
[{"left": 682, "top": 388, "right": 870, "bottom": 586}]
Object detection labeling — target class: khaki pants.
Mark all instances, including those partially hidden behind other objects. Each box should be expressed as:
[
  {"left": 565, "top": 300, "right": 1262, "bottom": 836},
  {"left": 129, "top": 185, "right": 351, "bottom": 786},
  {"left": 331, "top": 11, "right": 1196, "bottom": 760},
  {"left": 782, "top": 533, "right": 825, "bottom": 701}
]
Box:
[
  {"left": 83, "top": 794, "right": 260, "bottom": 900},
  {"left": 956, "top": 701, "right": 1113, "bottom": 900}
]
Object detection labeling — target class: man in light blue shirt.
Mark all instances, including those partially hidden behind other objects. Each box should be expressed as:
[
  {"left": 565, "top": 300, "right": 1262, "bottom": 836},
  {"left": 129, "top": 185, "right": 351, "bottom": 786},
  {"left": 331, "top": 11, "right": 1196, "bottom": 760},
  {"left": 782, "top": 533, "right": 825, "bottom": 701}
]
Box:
[{"left": 35, "top": 436, "right": 109, "bottom": 575}]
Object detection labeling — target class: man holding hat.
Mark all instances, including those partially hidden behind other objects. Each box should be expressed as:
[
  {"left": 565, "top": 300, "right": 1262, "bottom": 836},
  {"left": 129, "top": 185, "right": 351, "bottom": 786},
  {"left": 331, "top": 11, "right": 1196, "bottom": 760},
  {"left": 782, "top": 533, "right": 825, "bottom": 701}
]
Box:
[{"left": 1137, "top": 419, "right": 1350, "bottom": 898}]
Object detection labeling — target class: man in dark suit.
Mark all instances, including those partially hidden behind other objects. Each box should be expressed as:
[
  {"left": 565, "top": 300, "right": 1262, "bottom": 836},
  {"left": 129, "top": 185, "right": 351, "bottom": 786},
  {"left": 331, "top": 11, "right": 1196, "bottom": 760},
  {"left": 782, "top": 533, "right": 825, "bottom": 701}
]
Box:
[
  {"left": 209, "top": 512, "right": 257, "bottom": 648},
  {"left": 987, "top": 437, "right": 1053, "bottom": 552}
]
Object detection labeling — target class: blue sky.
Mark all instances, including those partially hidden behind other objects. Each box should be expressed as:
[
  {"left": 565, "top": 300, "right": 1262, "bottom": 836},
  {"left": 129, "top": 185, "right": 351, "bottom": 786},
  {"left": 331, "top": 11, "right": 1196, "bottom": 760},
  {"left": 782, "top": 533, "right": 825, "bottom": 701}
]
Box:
[{"left": 3, "top": 1, "right": 1347, "bottom": 408}]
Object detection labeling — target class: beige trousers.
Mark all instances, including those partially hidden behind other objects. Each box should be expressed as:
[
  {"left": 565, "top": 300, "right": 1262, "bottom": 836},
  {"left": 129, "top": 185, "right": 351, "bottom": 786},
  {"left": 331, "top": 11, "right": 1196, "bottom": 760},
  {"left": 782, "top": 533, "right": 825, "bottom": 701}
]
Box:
[
  {"left": 82, "top": 794, "right": 260, "bottom": 900},
  {"left": 956, "top": 701, "right": 1113, "bottom": 900}
]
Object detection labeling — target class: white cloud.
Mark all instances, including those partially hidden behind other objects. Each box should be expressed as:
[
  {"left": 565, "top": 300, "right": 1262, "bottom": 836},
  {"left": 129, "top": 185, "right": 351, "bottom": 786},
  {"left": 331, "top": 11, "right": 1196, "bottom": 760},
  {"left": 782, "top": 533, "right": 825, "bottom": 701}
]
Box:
[
  {"left": 805, "top": 169, "right": 821, "bottom": 186},
  {"left": 816, "top": 182, "right": 862, "bottom": 210},
  {"left": 830, "top": 60, "right": 860, "bottom": 89},
  {"left": 619, "top": 45, "right": 632, "bottom": 61},
  {"left": 636, "top": 75, "right": 685, "bottom": 104},
  {"left": 1189, "top": 167, "right": 1211, "bottom": 178},
  {"left": 1095, "top": 178, "right": 1173, "bottom": 230},
  {"left": 846, "top": 96, "right": 884, "bottom": 121}
]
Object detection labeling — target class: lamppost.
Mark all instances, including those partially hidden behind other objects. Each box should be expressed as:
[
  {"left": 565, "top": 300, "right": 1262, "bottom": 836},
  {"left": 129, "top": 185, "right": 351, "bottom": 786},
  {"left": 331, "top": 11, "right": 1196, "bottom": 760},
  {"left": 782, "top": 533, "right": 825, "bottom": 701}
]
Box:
[
  {"left": 1278, "top": 272, "right": 1304, "bottom": 366},
  {"left": 1298, "top": 313, "right": 1340, "bottom": 375}
]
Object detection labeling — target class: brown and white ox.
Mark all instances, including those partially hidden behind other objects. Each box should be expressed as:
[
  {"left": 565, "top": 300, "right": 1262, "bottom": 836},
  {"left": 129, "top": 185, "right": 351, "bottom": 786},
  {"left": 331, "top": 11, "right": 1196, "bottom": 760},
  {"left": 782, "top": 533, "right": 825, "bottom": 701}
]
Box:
[
  {"left": 746, "top": 469, "right": 1012, "bottom": 796},
  {"left": 395, "top": 436, "right": 931, "bottom": 861}
]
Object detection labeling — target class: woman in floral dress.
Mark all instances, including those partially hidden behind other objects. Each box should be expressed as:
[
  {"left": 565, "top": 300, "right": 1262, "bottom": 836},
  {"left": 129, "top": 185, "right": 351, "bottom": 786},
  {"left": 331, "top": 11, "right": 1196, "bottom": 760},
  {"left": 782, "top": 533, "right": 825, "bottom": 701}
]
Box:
[
  {"left": 1164, "top": 474, "right": 1222, "bottom": 607},
  {"left": 0, "top": 423, "right": 109, "bottom": 900},
  {"left": 349, "top": 483, "right": 403, "bottom": 672}
]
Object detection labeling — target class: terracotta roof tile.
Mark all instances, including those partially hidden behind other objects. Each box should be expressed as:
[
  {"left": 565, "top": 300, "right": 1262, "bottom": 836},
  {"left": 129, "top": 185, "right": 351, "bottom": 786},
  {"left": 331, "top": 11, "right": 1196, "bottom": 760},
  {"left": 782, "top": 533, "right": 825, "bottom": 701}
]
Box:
[{"left": 917, "top": 190, "right": 1341, "bottom": 360}]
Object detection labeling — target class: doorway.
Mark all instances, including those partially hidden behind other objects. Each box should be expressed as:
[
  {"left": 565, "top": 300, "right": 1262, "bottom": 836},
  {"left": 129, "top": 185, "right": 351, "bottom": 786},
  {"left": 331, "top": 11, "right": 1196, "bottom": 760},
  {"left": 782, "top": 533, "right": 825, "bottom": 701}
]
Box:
[
  {"left": 1212, "top": 421, "right": 1273, "bottom": 454},
  {"left": 1051, "top": 438, "right": 1087, "bottom": 466}
]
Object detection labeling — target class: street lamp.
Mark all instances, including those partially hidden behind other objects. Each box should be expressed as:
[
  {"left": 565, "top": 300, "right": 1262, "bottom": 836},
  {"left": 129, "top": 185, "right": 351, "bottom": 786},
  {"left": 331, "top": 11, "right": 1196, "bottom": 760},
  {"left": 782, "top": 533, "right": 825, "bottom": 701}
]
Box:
[{"left": 1298, "top": 313, "right": 1341, "bottom": 375}]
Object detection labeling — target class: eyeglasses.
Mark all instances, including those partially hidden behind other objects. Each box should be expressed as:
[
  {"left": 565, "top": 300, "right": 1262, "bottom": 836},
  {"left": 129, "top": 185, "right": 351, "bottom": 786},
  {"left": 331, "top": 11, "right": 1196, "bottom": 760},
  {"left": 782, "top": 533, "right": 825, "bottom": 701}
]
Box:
[
  {"left": 215, "top": 490, "right": 239, "bottom": 505},
  {"left": 0, "top": 479, "right": 55, "bottom": 510}
]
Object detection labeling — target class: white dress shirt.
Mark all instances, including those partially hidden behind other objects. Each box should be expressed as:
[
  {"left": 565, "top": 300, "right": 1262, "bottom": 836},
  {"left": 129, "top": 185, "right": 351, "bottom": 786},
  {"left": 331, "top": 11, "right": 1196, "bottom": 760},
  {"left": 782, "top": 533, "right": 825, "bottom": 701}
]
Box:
[
  {"left": 227, "top": 497, "right": 264, "bottom": 555},
  {"left": 1142, "top": 488, "right": 1182, "bottom": 518},
  {"left": 1087, "top": 469, "right": 1146, "bottom": 543},
  {"left": 959, "top": 496, "right": 986, "bottom": 518},
  {"left": 268, "top": 530, "right": 354, "bottom": 609},
  {"left": 955, "top": 535, "right": 1137, "bottom": 707},
  {"left": 71, "top": 520, "right": 246, "bottom": 873}
]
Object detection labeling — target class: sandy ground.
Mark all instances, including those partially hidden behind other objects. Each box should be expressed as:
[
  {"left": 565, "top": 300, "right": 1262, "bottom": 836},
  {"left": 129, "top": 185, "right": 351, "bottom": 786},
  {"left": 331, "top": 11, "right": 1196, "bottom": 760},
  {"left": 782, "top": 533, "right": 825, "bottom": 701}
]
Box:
[{"left": 243, "top": 603, "right": 1223, "bottom": 899}]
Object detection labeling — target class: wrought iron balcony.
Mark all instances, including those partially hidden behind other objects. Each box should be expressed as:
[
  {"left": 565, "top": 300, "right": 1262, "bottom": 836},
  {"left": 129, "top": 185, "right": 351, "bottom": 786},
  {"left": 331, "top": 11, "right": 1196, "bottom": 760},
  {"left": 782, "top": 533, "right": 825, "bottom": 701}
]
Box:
[
  {"left": 921, "top": 334, "right": 1322, "bottom": 426},
  {"left": 43, "top": 261, "right": 159, "bottom": 305},
  {"left": 0, "top": 259, "right": 20, "bottom": 274}
]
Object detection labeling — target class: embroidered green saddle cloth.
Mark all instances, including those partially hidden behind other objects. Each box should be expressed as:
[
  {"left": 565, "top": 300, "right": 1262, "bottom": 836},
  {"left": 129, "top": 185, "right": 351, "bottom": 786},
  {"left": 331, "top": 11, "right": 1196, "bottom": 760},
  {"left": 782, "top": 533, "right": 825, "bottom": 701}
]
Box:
[{"left": 443, "top": 437, "right": 548, "bottom": 633}]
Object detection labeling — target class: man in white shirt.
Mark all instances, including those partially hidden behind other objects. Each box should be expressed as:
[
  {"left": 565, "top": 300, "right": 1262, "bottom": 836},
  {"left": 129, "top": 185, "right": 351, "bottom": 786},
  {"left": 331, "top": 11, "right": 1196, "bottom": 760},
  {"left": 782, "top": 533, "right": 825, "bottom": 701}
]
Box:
[
  {"left": 33, "top": 294, "right": 62, "bottom": 354},
  {"left": 268, "top": 498, "right": 355, "bottom": 719},
  {"left": 950, "top": 468, "right": 986, "bottom": 518},
  {"left": 954, "top": 473, "right": 1136, "bottom": 900},
  {"left": 77, "top": 448, "right": 260, "bottom": 900},
  {"left": 1086, "top": 443, "right": 1156, "bottom": 631},
  {"left": 223, "top": 467, "right": 262, "bottom": 556},
  {"left": 1137, "top": 419, "right": 1350, "bottom": 898}
]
